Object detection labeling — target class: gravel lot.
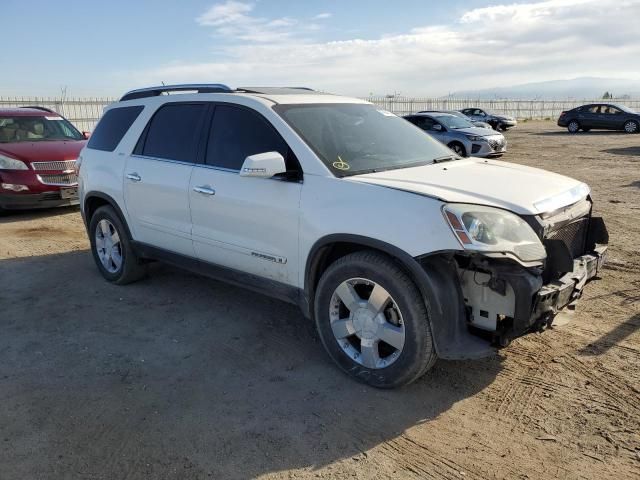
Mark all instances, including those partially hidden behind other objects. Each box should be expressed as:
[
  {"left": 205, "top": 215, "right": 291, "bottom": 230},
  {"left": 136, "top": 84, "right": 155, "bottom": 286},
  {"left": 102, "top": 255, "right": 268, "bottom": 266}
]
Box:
[{"left": 1, "top": 122, "right": 638, "bottom": 479}]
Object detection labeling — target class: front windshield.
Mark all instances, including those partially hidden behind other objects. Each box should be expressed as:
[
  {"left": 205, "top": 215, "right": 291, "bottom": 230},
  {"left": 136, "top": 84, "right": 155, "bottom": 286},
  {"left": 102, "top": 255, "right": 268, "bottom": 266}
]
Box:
[
  {"left": 275, "top": 103, "right": 454, "bottom": 176},
  {"left": 435, "top": 115, "right": 474, "bottom": 129},
  {"left": 0, "top": 115, "right": 83, "bottom": 143}
]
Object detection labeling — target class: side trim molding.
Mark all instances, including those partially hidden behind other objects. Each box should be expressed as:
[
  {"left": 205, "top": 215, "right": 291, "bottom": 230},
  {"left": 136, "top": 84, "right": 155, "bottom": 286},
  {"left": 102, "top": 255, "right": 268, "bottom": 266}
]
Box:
[{"left": 132, "top": 241, "right": 303, "bottom": 309}]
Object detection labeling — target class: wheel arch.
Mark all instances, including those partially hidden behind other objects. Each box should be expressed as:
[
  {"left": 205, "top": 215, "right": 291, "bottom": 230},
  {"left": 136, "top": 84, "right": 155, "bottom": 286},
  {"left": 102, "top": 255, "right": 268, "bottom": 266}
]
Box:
[
  {"left": 304, "top": 234, "right": 496, "bottom": 360},
  {"left": 83, "top": 191, "right": 133, "bottom": 240},
  {"left": 304, "top": 235, "right": 446, "bottom": 350}
]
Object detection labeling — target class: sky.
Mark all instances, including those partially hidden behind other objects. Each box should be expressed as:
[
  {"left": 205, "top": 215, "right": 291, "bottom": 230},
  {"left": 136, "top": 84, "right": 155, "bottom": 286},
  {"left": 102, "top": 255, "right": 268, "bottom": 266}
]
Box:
[{"left": 1, "top": 0, "right": 639, "bottom": 98}]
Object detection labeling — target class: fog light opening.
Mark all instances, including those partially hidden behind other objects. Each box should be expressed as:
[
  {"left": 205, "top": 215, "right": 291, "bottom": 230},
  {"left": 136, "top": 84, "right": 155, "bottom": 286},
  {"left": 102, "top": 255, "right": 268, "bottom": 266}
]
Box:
[{"left": 1, "top": 183, "right": 29, "bottom": 192}]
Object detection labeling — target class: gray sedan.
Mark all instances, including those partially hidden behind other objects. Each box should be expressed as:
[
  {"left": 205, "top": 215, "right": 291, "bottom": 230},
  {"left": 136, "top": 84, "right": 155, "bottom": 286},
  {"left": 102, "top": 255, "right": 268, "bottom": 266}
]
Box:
[
  {"left": 404, "top": 113, "right": 507, "bottom": 158},
  {"left": 460, "top": 108, "right": 517, "bottom": 131},
  {"left": 419, "top": 110, "right": 493, "bottom": 129}
]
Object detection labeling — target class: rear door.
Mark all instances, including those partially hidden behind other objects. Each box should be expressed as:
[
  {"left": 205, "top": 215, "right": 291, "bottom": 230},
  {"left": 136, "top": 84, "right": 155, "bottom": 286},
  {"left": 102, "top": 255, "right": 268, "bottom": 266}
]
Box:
[
  {"left": 124, "top": 102, "right": 208, "bottom": 257},
  {"left": 189, "top": 104, "right": 302, "bottom": 285}
]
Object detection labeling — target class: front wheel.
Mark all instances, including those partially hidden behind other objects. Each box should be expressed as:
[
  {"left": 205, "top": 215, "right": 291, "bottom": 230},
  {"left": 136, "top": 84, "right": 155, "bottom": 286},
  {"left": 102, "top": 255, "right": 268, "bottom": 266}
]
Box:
[
  {"left": 624, "top": 120, "right": 639, "bottom": 134},
  {"left": 448, "top": 142, "right": 467, "bottom": 157},
  {"left": 89, "top": 205, "right": 146, "bottom": 284},
  {"left": 314, "top": 251, "right": 437, "bottom": 388}
]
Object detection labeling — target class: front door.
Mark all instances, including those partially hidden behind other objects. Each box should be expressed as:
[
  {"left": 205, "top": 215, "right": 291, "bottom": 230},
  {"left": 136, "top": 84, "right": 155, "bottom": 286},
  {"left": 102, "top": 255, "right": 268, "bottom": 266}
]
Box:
[
  {"left": 189, "top": 104, "right": 302, "bottom": 285},
  {"left": 579, "top": 105, "right": 602, "bottom": 129},
  {"left": 124, "top": 102, "right": 208, "bottom": 257}
]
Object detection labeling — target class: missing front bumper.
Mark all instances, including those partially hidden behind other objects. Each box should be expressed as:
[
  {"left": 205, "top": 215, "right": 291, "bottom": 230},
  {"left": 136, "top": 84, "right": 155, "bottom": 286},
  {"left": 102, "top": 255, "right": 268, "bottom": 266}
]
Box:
[
  {"left": 459, "top": 245, "right": 607, "bottom": 345},
  {"left": 535, "top": 245, "right": 607, "bottom": 315}
]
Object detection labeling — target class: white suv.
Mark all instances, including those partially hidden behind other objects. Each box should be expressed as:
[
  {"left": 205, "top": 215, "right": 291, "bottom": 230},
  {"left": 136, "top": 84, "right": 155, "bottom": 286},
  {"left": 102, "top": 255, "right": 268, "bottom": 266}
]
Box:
[{"left": 78, "top": 84, "right": 608, "bottom": 388}]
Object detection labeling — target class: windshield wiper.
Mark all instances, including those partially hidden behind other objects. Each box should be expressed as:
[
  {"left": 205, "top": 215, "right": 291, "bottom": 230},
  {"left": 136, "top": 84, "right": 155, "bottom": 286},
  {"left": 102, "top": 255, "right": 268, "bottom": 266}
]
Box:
[{"left": 432, "top": 155, "right": 459, "bottom": 164}]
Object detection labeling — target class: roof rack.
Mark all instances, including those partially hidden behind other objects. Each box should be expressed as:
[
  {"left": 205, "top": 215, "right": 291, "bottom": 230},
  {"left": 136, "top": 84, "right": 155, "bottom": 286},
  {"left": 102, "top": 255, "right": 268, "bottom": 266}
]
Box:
[
  {"left": 120, "top": 83, "right": 233, "bottom": 101},
  {"left": 20, "top": 106, "right": 56, "bottom": 113}
]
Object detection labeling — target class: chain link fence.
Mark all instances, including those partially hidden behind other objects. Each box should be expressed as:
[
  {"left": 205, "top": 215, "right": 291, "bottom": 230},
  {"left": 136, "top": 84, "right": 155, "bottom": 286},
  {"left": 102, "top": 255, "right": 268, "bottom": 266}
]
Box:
[{"left": 2, "top": 95, "right": 639, "bottom": 130}]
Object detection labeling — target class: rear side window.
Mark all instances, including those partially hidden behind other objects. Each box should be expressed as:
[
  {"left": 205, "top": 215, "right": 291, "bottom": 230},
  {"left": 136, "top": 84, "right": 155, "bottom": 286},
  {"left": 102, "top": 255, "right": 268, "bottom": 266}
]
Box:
[
  {"left": 141, "top": 103, "right": 207, "bottom": 162},
  {"left": 206, "top": 105, "right": 288, "bottom": 170},
  {"left": 87, "top": 106, "right": 143, "bottom": 152}
]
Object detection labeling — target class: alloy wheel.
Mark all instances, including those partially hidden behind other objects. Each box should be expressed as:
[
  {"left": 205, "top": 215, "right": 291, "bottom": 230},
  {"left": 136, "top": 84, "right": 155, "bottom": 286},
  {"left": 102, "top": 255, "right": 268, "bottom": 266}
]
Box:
[
  {"left": 624, "top": 121, "right": 638, "bottom": 133},
  {"left": 450, "top": 144, "right": 464, "bottom": 156},
  {"left": 329, "top": 278, "right": 405, "bottom": 369},
  {"left": 95, "top": 219, "right": 123, "bottom": 273},
  {"left": 568, "top": 121, "right": 580, "bottom": 133}
]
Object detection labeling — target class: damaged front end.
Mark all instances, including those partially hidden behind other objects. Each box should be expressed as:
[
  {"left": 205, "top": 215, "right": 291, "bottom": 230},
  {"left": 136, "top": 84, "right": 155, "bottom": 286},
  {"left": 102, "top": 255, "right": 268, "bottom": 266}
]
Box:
[{"left": 432, "top": 197, "right": 608, "bottom": 351}]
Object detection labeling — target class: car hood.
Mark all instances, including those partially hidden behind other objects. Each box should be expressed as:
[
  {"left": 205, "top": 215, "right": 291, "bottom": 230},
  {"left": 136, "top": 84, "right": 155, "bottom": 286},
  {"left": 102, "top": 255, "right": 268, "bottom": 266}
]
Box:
[
  {"left": 349, "top": 158, "right": 588, "bottom": 215},
  {"left": 0, "top": 140, "right": 86, "bottom": 162},
  {"left": 449, "top": 127, "right": 501, "bottom": 137}
]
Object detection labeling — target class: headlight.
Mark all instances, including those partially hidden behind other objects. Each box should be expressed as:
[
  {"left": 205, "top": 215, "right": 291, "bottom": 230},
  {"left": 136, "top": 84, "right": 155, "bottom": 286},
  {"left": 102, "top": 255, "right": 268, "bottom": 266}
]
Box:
[
  {"left": 443, "top": 203, "right": 546, "bottom": 262},
  {"left": 0, "top": 154, "right": 28, "bottom": 170},
  {"left": 465, "top": 135, "right": 486, "bottom": 142}
]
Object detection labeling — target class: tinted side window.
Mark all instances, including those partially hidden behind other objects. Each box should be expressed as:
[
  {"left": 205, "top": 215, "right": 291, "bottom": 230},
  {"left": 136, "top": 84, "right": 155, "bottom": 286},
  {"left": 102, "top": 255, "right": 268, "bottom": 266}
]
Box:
[
  {"left": 206, "top": 105, "right": 288, "bottom": 170},
  {"left": 87, "top": 106, "right": 144, "bottom": 152},
  {"left": 407, "top": 117, "right": 435, "bottom": 130},
  {"left": 142, "top": 103, "right": 207, "bottom": 162}
]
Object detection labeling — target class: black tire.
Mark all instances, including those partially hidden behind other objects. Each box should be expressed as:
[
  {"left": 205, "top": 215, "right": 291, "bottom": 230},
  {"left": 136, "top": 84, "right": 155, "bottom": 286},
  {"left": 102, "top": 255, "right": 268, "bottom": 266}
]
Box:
[
  {"left": 88, "top": 205, "right": 146, "bottom": 285},
  {"left": 567, "top": 120, "right": 580, "bottom": 133},
  {"left": 623, "top": 120, "right": 639, "bottom": 134},
  {"left": 314, "top": 250, "right": 437, "bottom": 388},
  {"left": 448, "top": 142, "right": 467, "bottom": 157}
]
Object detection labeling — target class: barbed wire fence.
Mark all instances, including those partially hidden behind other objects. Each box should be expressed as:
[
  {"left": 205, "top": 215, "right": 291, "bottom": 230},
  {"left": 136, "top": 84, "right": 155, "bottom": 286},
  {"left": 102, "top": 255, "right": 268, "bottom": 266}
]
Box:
[{"left": 2, "top": 95, "right": 639, "bottom": 131}]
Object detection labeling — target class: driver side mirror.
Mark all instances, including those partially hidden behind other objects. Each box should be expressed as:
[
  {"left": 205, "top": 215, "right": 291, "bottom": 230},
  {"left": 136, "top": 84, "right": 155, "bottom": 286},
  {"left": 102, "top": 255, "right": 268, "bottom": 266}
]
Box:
[
  {"left": 240, "top": 151, "right": 287, "bottom": 178},
  {"left": 82, "top": 131, "right": 91, "bottom": 139},
  {"left": 432, "top": 124, "right": 443, "bottom": 132}
]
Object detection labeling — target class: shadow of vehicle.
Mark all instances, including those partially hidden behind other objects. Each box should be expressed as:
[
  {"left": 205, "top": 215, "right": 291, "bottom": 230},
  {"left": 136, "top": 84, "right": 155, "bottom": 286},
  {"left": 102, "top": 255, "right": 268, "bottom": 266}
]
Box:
[
  {"left": 0, "top": 250, "right": 502, "bottom": 479},
  {"left": 578, "top": 314, "right": 640, "bottom": 356},
  {"left": 533, "top": 131, "right": 628, "bottom": 137},
  {"left": 0, "top": 205, "right": 79, "bottom": 224},
  {"left": 602, "top": 146, "right": 640, "bottom": 156}
]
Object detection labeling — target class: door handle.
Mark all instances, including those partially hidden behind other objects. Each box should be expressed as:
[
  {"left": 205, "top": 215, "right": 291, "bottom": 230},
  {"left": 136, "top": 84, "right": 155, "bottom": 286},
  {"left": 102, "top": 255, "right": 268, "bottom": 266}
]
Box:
[
  {"left": 193, "top": 185, "right": 216, "bottom": 195},
  {"left": 126, "top": 173, "right": 142, "bottom": 182}
]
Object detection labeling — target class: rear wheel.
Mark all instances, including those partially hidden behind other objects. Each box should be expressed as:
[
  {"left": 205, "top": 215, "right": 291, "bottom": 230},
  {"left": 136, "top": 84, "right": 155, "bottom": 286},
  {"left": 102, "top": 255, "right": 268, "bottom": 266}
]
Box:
[
  {"left": 314, "top": 251, "right": 437, "bottom": 388},
  {"left": 89, "top": 205, "right": 146, "bottom": 284},
  {"left": 624, "top": 120, "right": 639, "bottom": 134},
  {"left": 567, "top": 120, "right": 580, "bottom": 133},
  {"left": 448, "top": 142, "right": 467, "bottom": 157}
]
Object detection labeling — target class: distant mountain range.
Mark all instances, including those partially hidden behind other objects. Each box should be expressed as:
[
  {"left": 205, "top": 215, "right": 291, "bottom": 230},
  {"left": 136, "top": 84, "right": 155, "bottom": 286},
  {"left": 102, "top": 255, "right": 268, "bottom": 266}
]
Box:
[{"left": 449, "top": 77, "right": 640, "bottom": 100}]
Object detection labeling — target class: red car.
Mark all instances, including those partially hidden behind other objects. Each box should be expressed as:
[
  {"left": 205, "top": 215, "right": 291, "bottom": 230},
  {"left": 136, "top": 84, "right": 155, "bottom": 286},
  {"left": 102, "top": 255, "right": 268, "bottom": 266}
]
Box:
[{"left": 0, "top": 107, "right": 88, "bottom": 210}]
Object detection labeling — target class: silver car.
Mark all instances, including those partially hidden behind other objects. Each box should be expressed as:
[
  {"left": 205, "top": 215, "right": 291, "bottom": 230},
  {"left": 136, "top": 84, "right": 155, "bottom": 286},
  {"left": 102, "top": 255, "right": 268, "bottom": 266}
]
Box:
[{"left": 404, "top": 113, "right": 507, "bottom": 158}]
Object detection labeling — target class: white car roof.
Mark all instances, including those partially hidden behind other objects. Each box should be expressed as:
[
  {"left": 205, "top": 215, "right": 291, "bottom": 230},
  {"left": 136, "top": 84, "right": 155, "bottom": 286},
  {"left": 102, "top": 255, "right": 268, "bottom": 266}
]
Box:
[{"left": 116, "top": 84, "right": 369, "bottom": 107}]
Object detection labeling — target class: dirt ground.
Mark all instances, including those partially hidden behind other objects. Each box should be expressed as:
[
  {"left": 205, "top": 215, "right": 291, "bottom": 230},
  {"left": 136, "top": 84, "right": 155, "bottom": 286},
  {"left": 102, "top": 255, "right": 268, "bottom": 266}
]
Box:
[{"left": 0, "top": 122, "right": 638, "bottom": 479}]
